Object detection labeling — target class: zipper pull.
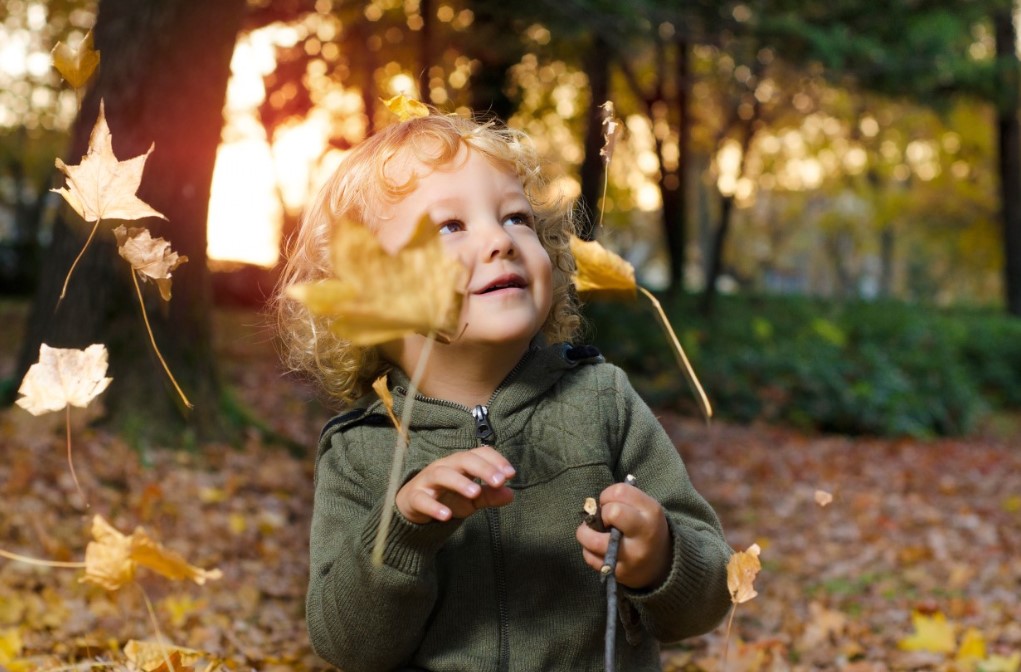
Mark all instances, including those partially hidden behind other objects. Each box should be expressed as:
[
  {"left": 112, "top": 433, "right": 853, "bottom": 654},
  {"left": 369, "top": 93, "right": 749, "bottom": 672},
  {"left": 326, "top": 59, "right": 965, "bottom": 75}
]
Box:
[{"left": 471, "top": 405, "right": 496, "bottom": 444}]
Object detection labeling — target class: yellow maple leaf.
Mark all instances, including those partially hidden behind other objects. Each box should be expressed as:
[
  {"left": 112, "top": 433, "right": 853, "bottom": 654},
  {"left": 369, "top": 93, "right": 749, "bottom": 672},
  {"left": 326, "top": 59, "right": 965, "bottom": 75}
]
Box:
[
  {"left": 53, "top": 100, "right": 166, "bottom": 223},
  {"left": 124, "top": 640, "right": 204, "bottom": 672},
  {"left": 570, "top": 234, "right": 636, "bottom": 299},
  {"left": 727, "top": 543, "right": 761, "bottom": 604},
  {"left": 956, "top": 627, "right": 987, "bottom": 666},
  {"left": 80, "top": 515, "right": 222, "bottom": 591},
  {"left": 0, "top": 628, "right": 22, "bottom": 666},
  {"left": 898, "top": 611, "right": 956, "bottom": 653},
  {"left": 51, "top": 29, "right": 100, "bottom": 89},
  {"left": 287, "top": 215, "right": 464, "bottom": 345},
  {"left": 15, "top": 343, "right": 112, "bottom": 416},
  {"left": 114, "top": 225, "right": 188, "bottom": 301},
  {"left": 382, "top": 93, "right": 430, "bottom": 121}
]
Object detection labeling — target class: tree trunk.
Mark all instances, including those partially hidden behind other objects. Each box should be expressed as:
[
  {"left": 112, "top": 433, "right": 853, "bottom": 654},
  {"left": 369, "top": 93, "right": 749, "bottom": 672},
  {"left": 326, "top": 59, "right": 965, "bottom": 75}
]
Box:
[
  {"left": 578, "top": 35, "right": 610, "bottom": 240},
  {"left": 995, "top": 8, "right": 1021, "bottom": 317},
  {"left": 11, "top": 0, "right": 246, "bottom": 442},
  {"left": 661, "top": 35, "right": 691, "bottom": 291}
]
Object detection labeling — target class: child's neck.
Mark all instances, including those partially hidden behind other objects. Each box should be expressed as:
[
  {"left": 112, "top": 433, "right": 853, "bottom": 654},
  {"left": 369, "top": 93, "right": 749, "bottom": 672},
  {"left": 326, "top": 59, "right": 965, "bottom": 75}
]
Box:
[{"left": 387, "top": 337, "right": 530, "bottom": 408}]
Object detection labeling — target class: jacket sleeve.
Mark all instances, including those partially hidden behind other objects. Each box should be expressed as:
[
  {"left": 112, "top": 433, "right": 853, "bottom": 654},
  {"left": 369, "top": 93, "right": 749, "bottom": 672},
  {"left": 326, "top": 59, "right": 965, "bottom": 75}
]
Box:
[
  {"left": 305, "top": 424, "right": 463, "bottom": 671},
  {"left": 605, "top": 366, "right": 734, "bottom": 643}
]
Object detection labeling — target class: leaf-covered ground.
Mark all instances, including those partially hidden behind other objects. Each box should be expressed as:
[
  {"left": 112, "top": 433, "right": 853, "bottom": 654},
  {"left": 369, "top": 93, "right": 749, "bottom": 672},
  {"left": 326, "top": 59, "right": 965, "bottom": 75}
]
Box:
[{"left": 2, "top": 305, "right": 1020, "bottom": 671}]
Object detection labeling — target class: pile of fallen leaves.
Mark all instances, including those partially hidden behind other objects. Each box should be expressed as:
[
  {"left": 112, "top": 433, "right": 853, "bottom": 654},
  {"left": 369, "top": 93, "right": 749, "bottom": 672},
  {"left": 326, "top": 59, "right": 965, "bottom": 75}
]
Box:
[{"left": 2, "top": 304, "right": 1019, "bottom": 670}]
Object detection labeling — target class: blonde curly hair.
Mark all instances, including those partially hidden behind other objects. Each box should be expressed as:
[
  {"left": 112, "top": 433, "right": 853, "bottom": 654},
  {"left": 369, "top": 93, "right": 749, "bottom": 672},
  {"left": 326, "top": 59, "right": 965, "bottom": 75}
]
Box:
[{"left": 273, "top": 112, "right": 582, "bottom": 407}]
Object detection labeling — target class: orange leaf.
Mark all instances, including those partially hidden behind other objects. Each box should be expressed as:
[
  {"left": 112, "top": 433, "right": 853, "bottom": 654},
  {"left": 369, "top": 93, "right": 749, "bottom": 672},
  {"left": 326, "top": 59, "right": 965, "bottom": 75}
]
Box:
[
  {"left": 114, "top": 225, "right": 188, "bottom": 301},
  {"left": 727, "top": 543, "right": 761, "bottom": 604},
  {"left": 51, "top": 29, "right": 100, "bottom": 89},
  {"left": 287, "top": 215, "right": 464, "bottom": 345},
  {"left": 15, "top": 344, "right": 112, "bottom": 416},
  {"left": 569, "top": 235, "right": 636, "bottom": 299},
  {"left": 52, "top": 99, "right": 166, "bottom": 223},
  {"left": 80, "top": 515, "right": 222, "bottom": 591}
]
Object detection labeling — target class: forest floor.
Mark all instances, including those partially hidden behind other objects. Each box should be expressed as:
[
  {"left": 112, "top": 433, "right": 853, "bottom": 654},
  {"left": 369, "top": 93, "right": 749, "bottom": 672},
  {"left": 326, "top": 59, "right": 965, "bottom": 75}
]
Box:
[{"left": 1, "top": 302, "right": 1020, "bottom": 671}]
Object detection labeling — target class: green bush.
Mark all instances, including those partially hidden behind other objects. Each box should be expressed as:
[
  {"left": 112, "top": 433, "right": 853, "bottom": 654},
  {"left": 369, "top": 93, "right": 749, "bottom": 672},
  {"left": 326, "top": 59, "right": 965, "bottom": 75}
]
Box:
[{"left": 584, "top": 292, "right": 1018, "bottom": 437}]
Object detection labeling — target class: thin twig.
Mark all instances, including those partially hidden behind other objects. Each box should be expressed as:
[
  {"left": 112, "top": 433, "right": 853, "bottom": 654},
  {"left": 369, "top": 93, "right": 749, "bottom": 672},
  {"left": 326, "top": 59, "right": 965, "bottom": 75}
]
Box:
[
  {"left": 59, "top": 220, "right": 100, "bottom": 301},
  {"left": 372, "top": 332, "right": 436, "bottom": 566},
  {"left": 722, "top": 605, "right": 737, "bottom": 672},
  {"left": 65, "top": 405, "right": 87, "bottom": 505},
  {"left": 0, "top": 548, "right": 86, "bottom": 568},
  {"left": 132, "top": 270, "right": 193, "bottom": 409},
  {"left": 601, "top": 474, "right": 636, "bottom": 672},
  {"left": 638, "top": 286, "right": 713, "bottom": 421},
  {"left": 138, "top": 582, "right": 175, "bottom": 672}
]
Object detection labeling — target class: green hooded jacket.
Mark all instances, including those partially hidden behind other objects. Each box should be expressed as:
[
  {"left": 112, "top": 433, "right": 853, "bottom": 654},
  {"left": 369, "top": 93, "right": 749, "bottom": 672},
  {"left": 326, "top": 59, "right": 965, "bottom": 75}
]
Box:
[{"left": 306, "top": 344, "right": 733, "bottom": 671}]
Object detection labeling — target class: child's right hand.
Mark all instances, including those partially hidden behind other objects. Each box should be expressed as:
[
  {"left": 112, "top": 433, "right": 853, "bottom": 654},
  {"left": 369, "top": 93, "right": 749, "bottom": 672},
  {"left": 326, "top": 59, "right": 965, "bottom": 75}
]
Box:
[{"left": 396, "top": 446, "right": 516, "bottom": 524}]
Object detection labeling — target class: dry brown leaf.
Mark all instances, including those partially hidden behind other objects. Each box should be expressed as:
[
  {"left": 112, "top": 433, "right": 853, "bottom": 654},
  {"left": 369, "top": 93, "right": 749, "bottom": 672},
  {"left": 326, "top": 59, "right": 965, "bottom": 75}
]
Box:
[
  {"left": 124, "top": 639, "right": 204, "bottom": 672},
  {"left": 569, "top": 235, "right": 636, "bottom": 299},
  {"left": 372, "top": 374, "right": 405, "bottom": 438},
  {"left": 53, "top": 99, "right": 166, "bottom": 224},
  {"left": 599, "top": 101, "right": 622, "bottom": 166},
  {"left": 287, "top": 215, "right": 464, "bottom": 345},
  {"left": 815, "top": 489, "right": 834, "bottom": 507},
  {"left": 80, "top": 515, "right": 223, "bottom": 592},
  {"left": 727, "top": 542, "right": 761, "bottom": 604},
  {"left": 51, "top": 29, "right": 100, "bottom": 89},
  {"left": 382, "top": 93, "right": 430, "bottom": 121},
  {"left": 114, "top": 225, "right": 188, "bottom": 301},
  {"left": 15, "top": 343, "right": 112, "bottom": 416}
]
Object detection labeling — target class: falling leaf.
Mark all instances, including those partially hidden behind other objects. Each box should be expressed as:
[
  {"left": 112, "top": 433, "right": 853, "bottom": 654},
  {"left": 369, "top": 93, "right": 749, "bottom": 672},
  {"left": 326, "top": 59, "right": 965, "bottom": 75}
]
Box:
[
  {"left": 287, "top": 215, "right": 464, "bottom": 345},
  {"left": 114, "top": 225, "right": 188, "bottom": 301},
  {"left": 372, "top": 374, "right": 405, "bottom": 438},
  {"left": 51, "top": 29, "right": 100, "bottom": 89},
  {"left": 53, "top": 100, "right": 166, "bottom": 224},
  {"left": 124, "top": 640, "right": 204, "bottom": 672},
  {"left": 727, "top": 543, "right": 761, "bottom": 604},
  {"left": 382, "top": 93, "right": 430, "bottom": 121},
  {"left": 80, "top": 515, "right": 222, "bottom": 592},
  {"left": 898, "top": 611, "right": 956, "bottom": 653},
  {"left": 569, "top": 235, "right": 636, "bottom": 299},
  {"left": 815, "top": 490, "right": 834, "bottom": 507},
  {"left": 599, "top": 101, "right": 622, "bottom": 166},
  {"left": 15, "top": 344, "right": 112, "bottom": 416}
]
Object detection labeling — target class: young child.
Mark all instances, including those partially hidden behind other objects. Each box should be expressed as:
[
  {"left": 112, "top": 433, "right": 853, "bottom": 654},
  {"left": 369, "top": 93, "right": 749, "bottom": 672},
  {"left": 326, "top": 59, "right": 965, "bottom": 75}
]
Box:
[{"left": 275, "top": 111, "right": 733, "bottom": 671}]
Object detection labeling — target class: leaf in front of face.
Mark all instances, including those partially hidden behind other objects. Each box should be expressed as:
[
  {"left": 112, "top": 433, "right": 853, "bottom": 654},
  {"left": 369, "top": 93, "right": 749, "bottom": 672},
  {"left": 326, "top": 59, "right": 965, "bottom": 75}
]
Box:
[
  {"left": 52, "top": 99, "right": 167, "bottom": 223},
  {"left": 288, "top": 215, "right": 465, "bottom": 345},
  {"left": 569, "top": 235, "right": 636, "bottom": 299},
  {"left": 114, "top": 225, "right": 188, "bottom": 301},
  {"left": 15, "top": 344, "right": 112, "bottom": 416},
  {"left": 80, "top": 515, "right": 223, "bottom": 592},
  {"left": 51, "top": 29, "right": 100, "bottom": 89}
]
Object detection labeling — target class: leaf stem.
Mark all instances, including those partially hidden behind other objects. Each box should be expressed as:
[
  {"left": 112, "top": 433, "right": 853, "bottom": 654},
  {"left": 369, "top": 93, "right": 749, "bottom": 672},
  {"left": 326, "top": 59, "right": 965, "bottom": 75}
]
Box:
[
  {"left": 372, "top": 331, "right": 436, "bottom": 566},
  {"left": 638, "top": 286, "right": 713, "bottom": 420},
  {"left": 66, "top": 405, "right": 87, "bottom": 506},
  {"left": 138, "top": 582, "right": 175, "bottom": 672},
  {"left": 0, "top": 548, "right": 86, "bottom": 569},
  {"left": 59, "top": 220, "right": 100, "bottom": 301},
  {"left": 722, "top": 605, "right": 737, "bottom": 672},
  {"left": 596, "top": 169, "right": 610, "bottom": 233},
  {"left": 132, "top": 270, "right": 193, "bottom": 409}
]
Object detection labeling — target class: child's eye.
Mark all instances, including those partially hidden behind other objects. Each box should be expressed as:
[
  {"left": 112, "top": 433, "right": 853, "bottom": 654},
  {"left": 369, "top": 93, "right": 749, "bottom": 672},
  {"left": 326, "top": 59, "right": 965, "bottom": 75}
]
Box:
[
  {"left": 503, "top": 212, "right": 534, "bottom": 228},
  {"left": 438, "top": 220, "right": 464, "bottom": 235}
]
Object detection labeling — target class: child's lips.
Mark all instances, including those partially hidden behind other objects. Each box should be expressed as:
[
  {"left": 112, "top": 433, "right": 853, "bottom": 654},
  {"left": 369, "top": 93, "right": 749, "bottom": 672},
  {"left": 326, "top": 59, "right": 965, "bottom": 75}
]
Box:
[{"left": 474, "top": 274, "right": 528, "bottom": 295}]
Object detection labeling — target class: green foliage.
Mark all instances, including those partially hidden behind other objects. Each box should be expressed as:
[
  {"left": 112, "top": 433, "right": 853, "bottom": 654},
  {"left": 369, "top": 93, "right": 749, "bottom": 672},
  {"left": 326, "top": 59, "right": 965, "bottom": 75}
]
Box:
[{"left": 585, "top": 292, "right": 1021, "bottom": 437}]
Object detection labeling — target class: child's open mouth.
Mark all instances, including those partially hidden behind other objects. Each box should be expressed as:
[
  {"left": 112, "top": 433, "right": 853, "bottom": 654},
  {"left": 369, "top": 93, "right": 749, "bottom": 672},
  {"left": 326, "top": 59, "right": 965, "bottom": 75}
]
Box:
[{"left": 476, "top": 274, "right": 527, "bottom": 295}]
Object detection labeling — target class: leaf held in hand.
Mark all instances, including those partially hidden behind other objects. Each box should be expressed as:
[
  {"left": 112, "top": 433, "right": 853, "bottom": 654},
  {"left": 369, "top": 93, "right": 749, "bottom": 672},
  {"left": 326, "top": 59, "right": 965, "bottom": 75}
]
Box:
[
  {"left": 569, "top": 235, "right": 636, "bottom": 299},
  {"left": 51, "top": 29, "right": 100, "bottom": 89},
  {"left": 80, "top": 515, "right": 223, "bottom": 592},
  {"left": 287, "top": 215, "right": 465, "bottom": 345},
  {"left": 382, "top": 94, "right": 430, "bottom": 121},
  {"left": 16, "top": 344, "right": 112, "bottom": 416},
  {"left": 53, "top": 99, "right": 166, "bottom": 224},
  {"left": 114, "top": 225, "right": 188, "bottom": 301},
  {"left": 727, "top": 543, "right": 761, "bottom": 604}
]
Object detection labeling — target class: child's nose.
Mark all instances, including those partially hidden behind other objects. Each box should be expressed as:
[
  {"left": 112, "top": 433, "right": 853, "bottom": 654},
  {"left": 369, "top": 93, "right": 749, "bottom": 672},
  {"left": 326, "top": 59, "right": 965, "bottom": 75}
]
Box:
[{"left": 481, "top": 221, "right": 516, "bottom": 261}]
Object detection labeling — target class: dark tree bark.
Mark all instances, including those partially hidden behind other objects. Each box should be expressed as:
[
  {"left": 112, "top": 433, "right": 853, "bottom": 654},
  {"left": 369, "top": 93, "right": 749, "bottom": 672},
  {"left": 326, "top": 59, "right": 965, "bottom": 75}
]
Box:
[
  {"left": 11, "top": 0, "right": 246, "bottom": 441},
  {"left": 995, "top": 8, "right": 1021, "bottom": 317},
  {"left": 661, "top": 34, "right": 691, "bottom": 291}
]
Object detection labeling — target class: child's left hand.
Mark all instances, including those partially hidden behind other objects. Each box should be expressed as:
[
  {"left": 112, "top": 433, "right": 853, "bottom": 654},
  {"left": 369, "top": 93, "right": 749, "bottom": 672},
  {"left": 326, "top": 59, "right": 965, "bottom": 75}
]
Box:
[{"left": 574, "top": 482, "right": 672, "bottom": 590}]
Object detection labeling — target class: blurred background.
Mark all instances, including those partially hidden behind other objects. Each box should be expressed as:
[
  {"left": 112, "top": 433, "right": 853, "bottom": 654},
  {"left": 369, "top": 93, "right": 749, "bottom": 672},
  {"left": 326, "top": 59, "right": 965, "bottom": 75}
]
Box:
[{"left": 2, "top": 0, "right": 1021, "bottom": 440}]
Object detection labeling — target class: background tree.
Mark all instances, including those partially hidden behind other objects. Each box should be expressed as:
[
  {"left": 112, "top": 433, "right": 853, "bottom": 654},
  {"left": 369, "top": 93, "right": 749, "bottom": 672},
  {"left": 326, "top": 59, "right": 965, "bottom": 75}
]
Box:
[{"left": 11, "top": 0, "right": 247, "bottom": 441}]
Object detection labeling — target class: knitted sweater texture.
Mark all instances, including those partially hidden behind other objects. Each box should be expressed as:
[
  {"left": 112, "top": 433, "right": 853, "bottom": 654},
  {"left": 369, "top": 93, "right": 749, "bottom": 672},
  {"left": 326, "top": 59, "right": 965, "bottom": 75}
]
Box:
[{"left": 306, "top": 344, "right": 733, "bottom": 672}]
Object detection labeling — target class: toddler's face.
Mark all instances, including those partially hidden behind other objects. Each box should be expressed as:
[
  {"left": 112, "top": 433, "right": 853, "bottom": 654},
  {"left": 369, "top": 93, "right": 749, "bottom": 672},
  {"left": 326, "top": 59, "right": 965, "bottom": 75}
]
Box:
[{"left": 374, "top": 147, "right": 553, "bottom": 352}]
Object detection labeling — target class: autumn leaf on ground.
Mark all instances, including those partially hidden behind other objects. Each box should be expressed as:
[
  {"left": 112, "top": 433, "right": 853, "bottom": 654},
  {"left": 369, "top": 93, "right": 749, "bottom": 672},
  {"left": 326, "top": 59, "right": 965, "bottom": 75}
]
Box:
[
  {"left": 53, "top": 99, "right": 167, "bottom": 299},
  {"left": 570, "top": 235, "right": 712, "bottom": 418},
  {"left": 898, "top": 611, "right": 956, "bottom": 653},
  {"left": 815, "top": 489, "right": 834, "bottom": 506},
  {"left": 727, "top": 543, "right": 762, "bottom": 604},
  {"left": 287, "top": 215, "right": 464, "bottom": 345},
  {"left": 114, "top": 225, "right": 188, "bottom": 301},
  {"left": 51, "top": 28, "right": 100, "bottom": 89},
  {"left": 124, "top": 640, "right": 207, "bottom": 672},
  {"left": 16, "top": 344, "right": 111, "bottom": 415},
  {"left": 0, "top": 628, "right": 23, "bottom": 666},
  {"left": 382, "top": 93, "right": 430, "bottom": 121},
  {"left": 80, "top": 515, "right": 222, "bottom": 592}
]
